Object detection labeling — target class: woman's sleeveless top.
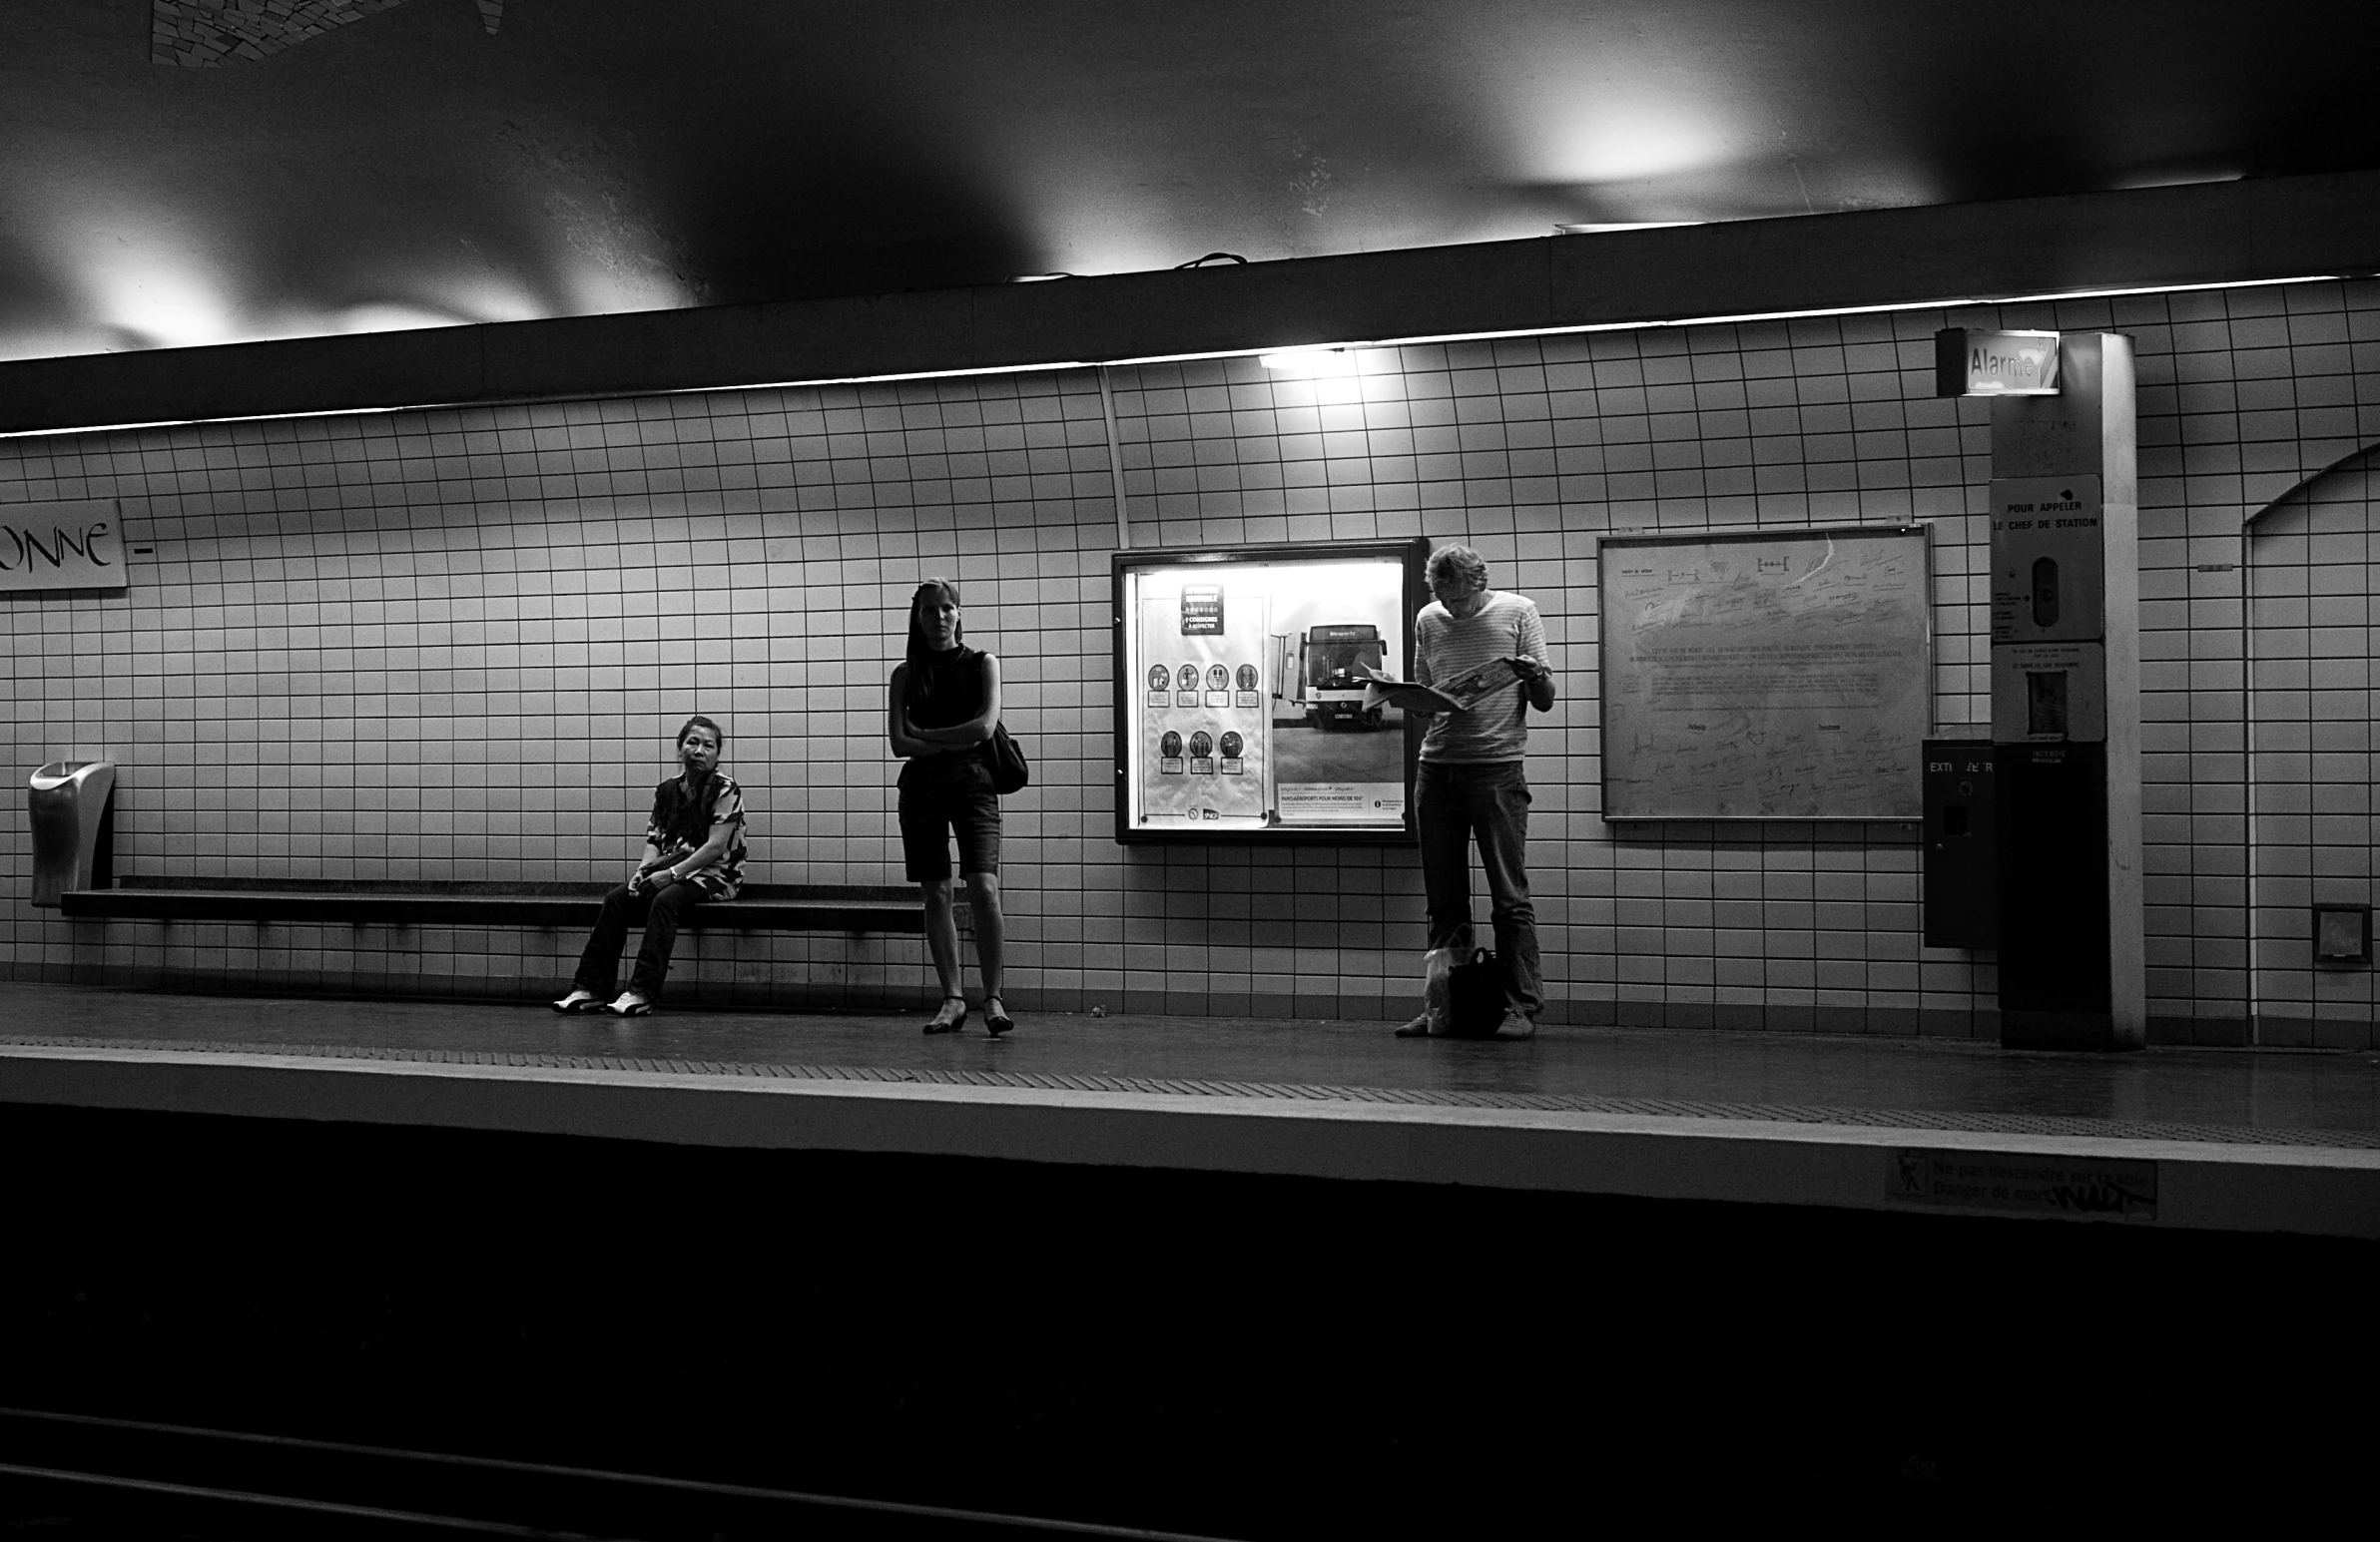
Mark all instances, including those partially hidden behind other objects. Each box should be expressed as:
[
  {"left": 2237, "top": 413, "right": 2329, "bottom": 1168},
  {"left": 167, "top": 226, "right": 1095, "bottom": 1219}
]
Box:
[
  {"left": 899, "top": 646, "right": 994, "bottom": 789},
  {"left": 908, "top": 646, "right": 987, "bottom": 730}
]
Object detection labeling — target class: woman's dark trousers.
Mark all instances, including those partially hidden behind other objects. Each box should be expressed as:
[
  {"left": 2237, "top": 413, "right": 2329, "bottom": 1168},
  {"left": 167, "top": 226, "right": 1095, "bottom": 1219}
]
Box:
[{"left": 572, "top": 880, "right": 707, "bottom": 999}]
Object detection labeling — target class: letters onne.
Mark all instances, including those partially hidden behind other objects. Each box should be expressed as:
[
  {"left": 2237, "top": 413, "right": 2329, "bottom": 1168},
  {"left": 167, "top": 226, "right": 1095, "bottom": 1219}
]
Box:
[{"left": 0, "top": 501, "right": 128, "bottom": 594}]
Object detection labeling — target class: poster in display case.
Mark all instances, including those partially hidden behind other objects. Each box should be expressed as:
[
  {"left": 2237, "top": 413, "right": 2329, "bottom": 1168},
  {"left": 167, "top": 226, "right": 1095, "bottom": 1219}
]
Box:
[{"left": 1112, "top": 538, "right": 1430, "bottom": 843}]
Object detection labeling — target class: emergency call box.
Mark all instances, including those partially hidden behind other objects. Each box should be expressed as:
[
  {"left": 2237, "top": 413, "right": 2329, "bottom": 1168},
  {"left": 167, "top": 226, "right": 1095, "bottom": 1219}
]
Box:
[
  {"left": 1991, "top": 475, "right": 2104, "bottom": 644},
  {"left": 1991, "top": 641, "right": 2106, "bottom": 744},
  {"left": 2313, "top": 903, "right": 2371, "bottom": 966},
  {"left": 1923, "top": 740, "right": 1998, "bottom": 948}
]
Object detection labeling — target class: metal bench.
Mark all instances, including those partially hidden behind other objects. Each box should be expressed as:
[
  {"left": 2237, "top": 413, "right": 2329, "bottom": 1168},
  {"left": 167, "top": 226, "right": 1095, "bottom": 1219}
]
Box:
[{"left": 58, "top": 877, "right": 924, "bottom": 933}]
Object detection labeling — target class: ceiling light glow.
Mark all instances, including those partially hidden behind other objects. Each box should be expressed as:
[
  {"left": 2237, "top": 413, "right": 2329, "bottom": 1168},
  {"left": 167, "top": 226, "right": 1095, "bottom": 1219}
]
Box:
[
  {"left": 1524, "top": 96, "right": 1742, "bottom": 187},
  {"left": 330, "top": 303, "right": 479, "bottom": 335},
  {"left": 89, "top": 261, "right": 236, "bottom": 350},
  {"left": 1258, "top": 348, "right": 1361, "bottom": 377}
]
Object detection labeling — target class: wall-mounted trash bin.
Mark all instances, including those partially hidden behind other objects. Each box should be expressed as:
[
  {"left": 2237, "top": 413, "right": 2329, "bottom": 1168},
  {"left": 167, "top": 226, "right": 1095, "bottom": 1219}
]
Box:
[{"left": 30, "top": 760, "right": 115, "bottom": 907}]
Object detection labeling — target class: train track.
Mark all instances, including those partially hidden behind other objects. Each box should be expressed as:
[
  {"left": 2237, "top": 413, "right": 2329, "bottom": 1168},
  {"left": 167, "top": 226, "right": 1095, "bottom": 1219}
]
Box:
[{"left": 0, "top": 1407, "right": 1238, "bottom": 1541}]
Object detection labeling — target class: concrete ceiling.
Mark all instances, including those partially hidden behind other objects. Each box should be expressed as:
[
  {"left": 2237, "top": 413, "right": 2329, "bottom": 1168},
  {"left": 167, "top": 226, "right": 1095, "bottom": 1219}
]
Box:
[{"left": 4, "top": 0, "right": 2374, "bottom": 363}]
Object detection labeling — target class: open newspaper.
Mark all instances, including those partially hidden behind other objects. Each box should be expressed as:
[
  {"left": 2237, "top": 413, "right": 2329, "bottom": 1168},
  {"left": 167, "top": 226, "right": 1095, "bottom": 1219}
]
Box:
[{"left": 1362, "top": 656, "right": 1525, "bottom": 715}]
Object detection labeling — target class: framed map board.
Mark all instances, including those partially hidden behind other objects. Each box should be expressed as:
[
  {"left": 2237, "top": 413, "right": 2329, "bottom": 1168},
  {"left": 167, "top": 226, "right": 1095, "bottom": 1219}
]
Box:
[{"left": 1599, "top": 524, "right": 1933, "bottom": 820}]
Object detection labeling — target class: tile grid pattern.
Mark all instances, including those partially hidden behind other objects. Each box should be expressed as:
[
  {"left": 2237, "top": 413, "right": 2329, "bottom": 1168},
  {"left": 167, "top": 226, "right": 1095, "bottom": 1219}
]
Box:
[
  {"left": 4, "top": 278, "right": 2377, "bottom": 1043},
  {"left": 151, "top": 0, "right": 408, "bottom": 67}
]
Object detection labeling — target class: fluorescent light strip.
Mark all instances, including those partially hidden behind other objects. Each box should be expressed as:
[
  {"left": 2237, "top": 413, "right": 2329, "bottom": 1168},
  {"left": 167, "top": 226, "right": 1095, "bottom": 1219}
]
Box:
[
  {"left": 0, "top": 400, "right": 417, "bottom": 441},
  {"left": 0, "top": 360, "right": 1089, "bottom": 441},
  {"left": 0, "top": 271, "right": 2354, "bottom": 441}
]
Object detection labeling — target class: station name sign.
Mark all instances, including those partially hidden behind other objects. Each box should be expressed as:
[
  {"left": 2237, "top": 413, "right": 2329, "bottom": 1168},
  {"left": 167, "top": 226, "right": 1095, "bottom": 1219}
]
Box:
[
  {"left": 0, "top": 498, "right": 129, "bottom": 595},
  {"left": 1935, "top": 328, "right": 2061, "bottom": 397}
]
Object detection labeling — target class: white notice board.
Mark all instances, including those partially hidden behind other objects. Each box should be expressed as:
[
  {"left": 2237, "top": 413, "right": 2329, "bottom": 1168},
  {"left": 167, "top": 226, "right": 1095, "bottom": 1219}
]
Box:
[{"left": 1599, "top": 524, "right": 1932, "bottom": 820}]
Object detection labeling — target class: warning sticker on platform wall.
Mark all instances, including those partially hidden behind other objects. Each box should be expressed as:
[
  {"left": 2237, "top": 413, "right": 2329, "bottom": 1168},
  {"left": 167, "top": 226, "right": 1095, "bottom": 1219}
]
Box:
[{"left": 1886, "top": 1149, "right": 2157, "bottom": 1223}]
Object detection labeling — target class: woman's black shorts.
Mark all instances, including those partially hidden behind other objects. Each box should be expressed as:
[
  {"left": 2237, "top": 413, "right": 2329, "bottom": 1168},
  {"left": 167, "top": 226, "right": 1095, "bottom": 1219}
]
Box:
[{"left": 897, "top": 756, "right": 1001, "bottom": 881}]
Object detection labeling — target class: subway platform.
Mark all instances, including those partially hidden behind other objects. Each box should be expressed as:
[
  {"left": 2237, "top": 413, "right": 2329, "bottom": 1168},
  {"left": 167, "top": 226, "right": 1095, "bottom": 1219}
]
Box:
[{"left": 5, "top": 981, "right": 2376, "bottom": 1240}]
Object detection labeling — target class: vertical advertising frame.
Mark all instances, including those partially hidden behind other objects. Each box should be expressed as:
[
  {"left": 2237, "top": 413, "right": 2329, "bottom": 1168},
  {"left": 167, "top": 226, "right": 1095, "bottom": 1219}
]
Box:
[{"left": 1112, "top": 538, "right": 1430, "bottom": 844}]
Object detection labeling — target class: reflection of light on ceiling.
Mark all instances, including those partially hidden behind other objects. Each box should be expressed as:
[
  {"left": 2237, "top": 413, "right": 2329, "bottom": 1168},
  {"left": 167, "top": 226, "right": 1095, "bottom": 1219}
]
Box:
[
  {"left": 1542, "top": 111, "right": 1736, "bottom": 185},
  {"left": 170, "top": 281, "right": 556, "bottom": 348},
  {"left": 30, "top": 191, "right": 247, "bottom": 350},
  {"left": 20, "top": 178, "right": 575, "bottom": 354},
  {"left": 330, "top": 304, "right": 480, "bottom": 335},
  {"left": 2112, "top": 168, "right": 2245, "bottom": 191},
  {"left": 1555, "top": 221, "right": 1705, "bottom": 235},
  {"left": 0, "top": 328, "right": 119, "bottom": 366},
  {"left": 87, "top": 257, "right": 236, "bottom": 350},
  {"left": 535, "top": 258, "right": 682, "bottom": 318},
  {"left": 431, "top": 275, "right": 553, "bottom": 325}
]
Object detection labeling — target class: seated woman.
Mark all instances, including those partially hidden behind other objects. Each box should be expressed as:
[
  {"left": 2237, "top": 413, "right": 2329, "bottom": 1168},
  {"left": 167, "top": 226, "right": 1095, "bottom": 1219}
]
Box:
[
  {"left": 552, "top": 715, "right": 747, "bottom": 1017},
  {"left": 888, "top": 578, "right": 1012, "bottom": 1035}
]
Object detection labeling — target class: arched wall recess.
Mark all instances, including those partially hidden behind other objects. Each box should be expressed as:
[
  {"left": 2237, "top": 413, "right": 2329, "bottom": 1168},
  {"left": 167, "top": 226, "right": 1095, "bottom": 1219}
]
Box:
[{"left": 2241, "top": 440, "right": 2380, "bottom": 1043}]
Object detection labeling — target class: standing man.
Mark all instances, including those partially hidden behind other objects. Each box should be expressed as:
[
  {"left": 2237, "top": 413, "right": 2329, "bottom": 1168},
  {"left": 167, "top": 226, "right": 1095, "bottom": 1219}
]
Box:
[{"left": 1396, "top": 544, "right": 1555, "bottom": 1040}]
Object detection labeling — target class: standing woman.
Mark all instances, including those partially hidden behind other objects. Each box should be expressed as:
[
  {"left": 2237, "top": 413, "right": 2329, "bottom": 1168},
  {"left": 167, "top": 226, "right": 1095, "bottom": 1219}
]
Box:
[{"left": 888, "top": 578, "right": 1012, "bottom": 1035}]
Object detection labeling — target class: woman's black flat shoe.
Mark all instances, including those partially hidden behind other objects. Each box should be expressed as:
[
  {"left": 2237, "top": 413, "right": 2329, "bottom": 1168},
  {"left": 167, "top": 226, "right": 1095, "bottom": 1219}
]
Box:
[
  {"left": 924, "top": 996, "right": 969, "bottom": 1034},
  {"left": 982, "top": 997, "right": 1014, "bottom": 1037}
]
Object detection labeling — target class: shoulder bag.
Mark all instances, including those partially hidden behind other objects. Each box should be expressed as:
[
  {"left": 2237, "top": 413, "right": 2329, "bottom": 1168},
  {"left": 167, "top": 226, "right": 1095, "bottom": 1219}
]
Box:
[{"left": 988, "top": 722, "right": 1029, "bottom": 795}]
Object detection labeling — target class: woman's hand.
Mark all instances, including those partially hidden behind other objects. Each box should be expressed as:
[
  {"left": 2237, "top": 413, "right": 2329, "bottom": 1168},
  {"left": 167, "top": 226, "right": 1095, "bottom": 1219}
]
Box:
[{"left": 900, "top": 706, "right": 946, "bottom": 757}]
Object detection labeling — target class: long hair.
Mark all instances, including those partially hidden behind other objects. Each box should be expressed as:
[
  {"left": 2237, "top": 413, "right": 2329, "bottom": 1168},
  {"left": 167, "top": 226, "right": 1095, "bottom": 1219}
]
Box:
[{"left": 904, "top": 577, "right": 964, "bottom": 707}]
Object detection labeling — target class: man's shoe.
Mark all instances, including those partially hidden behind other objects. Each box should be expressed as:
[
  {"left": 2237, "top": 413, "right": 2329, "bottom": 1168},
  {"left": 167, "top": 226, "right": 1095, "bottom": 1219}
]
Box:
[
  {"left": 1491, "top": 1011, "right": 1537, "bottom": 1041},
  {"left": 1393, "top": 1012, "right": 1436, "bottom": 1038}
]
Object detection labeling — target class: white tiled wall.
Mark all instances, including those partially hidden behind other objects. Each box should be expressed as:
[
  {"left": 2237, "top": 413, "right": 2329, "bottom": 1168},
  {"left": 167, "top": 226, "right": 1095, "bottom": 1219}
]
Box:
[
  {"left": 2230, "top": 447, "right": 2379, "bottom": 1044},
  {"left": 5, "top": 277, "right": 2376, "bottom": 1043}
]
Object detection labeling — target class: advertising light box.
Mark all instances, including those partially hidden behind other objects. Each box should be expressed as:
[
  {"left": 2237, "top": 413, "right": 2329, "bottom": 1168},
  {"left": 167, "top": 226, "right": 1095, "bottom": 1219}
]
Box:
[{"left": 1112, "top": 539, "right": 1429, "bottom": 843}]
